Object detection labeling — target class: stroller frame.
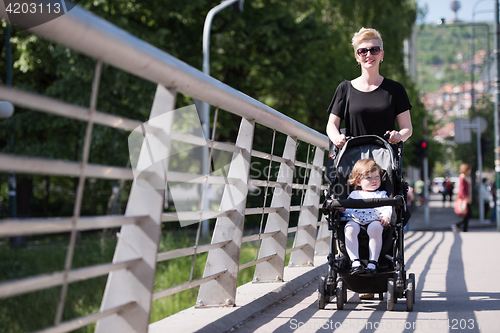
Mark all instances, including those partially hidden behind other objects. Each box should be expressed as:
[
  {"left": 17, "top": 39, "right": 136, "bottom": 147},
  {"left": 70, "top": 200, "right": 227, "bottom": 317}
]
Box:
[{"left": 319, "top": 135, "right": 415, "bottom": 312}]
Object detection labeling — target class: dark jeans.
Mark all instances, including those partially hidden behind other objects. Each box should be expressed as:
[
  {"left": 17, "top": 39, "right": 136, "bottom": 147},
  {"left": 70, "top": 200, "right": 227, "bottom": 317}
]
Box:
[
  {"left": 456, "top": 203, "right": 471, "bottom": 232},
  {"left": 484, "top": 203, "right": 490, "bottom": 219},
  {"left": 442, "top": 190, "right": 453, "bottom": 203},
  {"left": 491, "top": 197, "right": 497, "bottom": 222}
]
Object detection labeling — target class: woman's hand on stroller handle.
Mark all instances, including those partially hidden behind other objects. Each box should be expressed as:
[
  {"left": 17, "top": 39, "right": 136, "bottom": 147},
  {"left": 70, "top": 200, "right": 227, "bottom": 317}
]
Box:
[
  {"left": 332, "top": 133, "right": 347, "bottom": 148},
  {"left": 385, "top": 130, "right": 403, "bottom": 145}
]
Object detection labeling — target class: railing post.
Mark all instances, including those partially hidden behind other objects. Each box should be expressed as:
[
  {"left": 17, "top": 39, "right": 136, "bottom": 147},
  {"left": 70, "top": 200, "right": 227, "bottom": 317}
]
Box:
[
  {"left": 289, "top": 147, "right": 324, "bottom": 267},
  {"left": 96, "top": 85, "right": 176, "bottom": 333},
  {"left": 315, "top": 214, "right": 330, "bottom": 255},
  {"left": 196, "top": 117, "right": 255, "bottom": 307},
  {"left": 253, "top": 136, "right": 297, "bottom": 282}
]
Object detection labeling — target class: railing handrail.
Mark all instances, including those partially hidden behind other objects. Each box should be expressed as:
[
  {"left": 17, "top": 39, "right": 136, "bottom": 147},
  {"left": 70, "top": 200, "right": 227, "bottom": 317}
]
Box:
[{"left": 2, "top": 5, "right": 329, "bottom": 150}]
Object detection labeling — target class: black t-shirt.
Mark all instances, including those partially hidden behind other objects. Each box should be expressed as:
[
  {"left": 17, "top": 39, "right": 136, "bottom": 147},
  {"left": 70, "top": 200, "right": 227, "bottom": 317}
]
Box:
[{"left": 327, "top": 78, "right": 412, "bottom": 138}]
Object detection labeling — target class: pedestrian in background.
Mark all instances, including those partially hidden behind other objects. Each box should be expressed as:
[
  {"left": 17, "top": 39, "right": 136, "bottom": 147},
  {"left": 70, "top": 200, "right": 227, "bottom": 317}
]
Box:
[
  {"left": 481, "top": 178, "right": 491, "bottom": 223},
  {"left": 491, "top": 179, "right": 497, "bottom": 223},
  {"left": 442, "top": 177, "right": 454, "bottom": 207},
  {"left": 452, "top": 164, "right": 472, "bottom": 233},
  {"left": 414, "top": 178, "right": 424, "bottom": 206}
]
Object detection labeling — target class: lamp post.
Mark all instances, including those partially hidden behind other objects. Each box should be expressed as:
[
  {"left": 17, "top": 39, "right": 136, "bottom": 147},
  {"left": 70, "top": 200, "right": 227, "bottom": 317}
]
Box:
[
  {"left": 470, "top": 0, "right": 500, "bottom": 231},
  {"left": 438, "top": 18, "right": 492, "bottom": 222},
  {"left": 472, "top": 0, "right": 495, "bottom": 223},
  {"left": 473, "top": 4, "right": 494, "bottom": 92},
  {"left": 5, "top": 22, "right": 16, "bottom": 229},
  {"left": 471, "top": 0, "right": 494, "bottom": 107},
  {"left": 201, "top": 0, "right": 244, "bottom": 238},
  {"left": 3, "top": 22, "right": 22, "bottom": 245}
]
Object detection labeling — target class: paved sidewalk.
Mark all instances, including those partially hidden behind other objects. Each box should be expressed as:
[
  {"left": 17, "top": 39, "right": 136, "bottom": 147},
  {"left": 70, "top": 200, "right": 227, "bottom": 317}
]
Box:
[
  {"left": 406, "top": 193, "right": 499, "bottom": 232},
  {"left": 230, "top": 195, "right": 500, "bottom": 333},
  {"left": 150, "top": 193, "right": 500, "bottom": 333},
  {"left": 233, "top": 231, "right": 500, "bottom": 333}
]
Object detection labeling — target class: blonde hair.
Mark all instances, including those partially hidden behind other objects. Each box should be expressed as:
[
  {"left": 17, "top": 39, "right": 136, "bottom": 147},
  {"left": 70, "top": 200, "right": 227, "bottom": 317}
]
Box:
[
  {"left": 352, "top": 27, "right": 383, "bottom": 54},
  {"left": 348, "top": 158, "right": 382, "bottom": 190},
  {"left": 459, "top": 163, "right": 471, "bottom": 174}
]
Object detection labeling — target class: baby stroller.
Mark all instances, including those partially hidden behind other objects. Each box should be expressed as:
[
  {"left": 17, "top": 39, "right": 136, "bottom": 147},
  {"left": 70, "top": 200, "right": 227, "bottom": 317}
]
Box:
[{"left": 319, "top": 134, "right": 415, "bottom": 311}]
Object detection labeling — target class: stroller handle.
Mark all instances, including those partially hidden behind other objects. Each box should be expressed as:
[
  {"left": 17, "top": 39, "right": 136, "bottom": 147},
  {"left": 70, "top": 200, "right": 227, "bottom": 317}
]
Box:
[{"left": 323, "top": 195, "right": 405, "bottom": 213}]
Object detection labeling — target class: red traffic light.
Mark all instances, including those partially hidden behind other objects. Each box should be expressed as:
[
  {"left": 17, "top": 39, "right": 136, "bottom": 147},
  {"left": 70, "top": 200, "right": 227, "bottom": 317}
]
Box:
[{"left": 413, "top": 139, "right": 428, "bottom": 161}]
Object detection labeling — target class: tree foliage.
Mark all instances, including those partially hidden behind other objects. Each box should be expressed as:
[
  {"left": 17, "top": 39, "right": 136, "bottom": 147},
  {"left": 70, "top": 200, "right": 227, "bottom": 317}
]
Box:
[
  {"left": 417, "top": 23, "right": 492, "bottom": 93},
  {"left": 0, "top": 0, "right": 422, "bottom": 218},
  {"left": 415, "top": 21, "right": 495, "bottom": 177}
]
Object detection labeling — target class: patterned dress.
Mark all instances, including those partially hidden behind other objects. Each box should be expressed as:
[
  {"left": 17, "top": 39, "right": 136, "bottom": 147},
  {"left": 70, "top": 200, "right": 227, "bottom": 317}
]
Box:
[{"left": 343, "top": 190, "right": 392, "bottom": 225}]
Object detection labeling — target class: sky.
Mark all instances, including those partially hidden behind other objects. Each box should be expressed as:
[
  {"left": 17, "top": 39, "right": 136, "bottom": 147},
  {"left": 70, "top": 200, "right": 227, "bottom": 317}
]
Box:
[{"left": 417, "top": 0, "right": 496, "bottom": 24}]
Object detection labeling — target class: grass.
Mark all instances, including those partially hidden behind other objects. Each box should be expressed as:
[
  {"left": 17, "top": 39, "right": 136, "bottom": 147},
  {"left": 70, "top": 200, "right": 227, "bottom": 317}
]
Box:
[
  {"left": 0, "top": 231, "right": 292, "bottom": 332},
  {"left": 0, "top": 233, "right": 117, "bottom": 333},
  {"left": 150, "top": 232, "right": 292, "bottom": 323}
]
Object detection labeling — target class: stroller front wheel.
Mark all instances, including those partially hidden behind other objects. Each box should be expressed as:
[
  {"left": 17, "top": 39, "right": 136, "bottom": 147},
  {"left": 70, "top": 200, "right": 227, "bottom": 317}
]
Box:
[
  {"left": 336, "top": 277, "right": 345, "bottom": 310},
  {"left": 318, "top": 276, "right": 326, "bottom": 309}
]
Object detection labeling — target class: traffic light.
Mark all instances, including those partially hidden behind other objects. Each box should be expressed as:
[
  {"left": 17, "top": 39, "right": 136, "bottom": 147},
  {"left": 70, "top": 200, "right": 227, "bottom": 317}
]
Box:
[
  {"left": 420, "top": 140, "right": 428, "bottom": 158},
  {"left": 413, "top": 139, "right": 428, "bottom": 162}
]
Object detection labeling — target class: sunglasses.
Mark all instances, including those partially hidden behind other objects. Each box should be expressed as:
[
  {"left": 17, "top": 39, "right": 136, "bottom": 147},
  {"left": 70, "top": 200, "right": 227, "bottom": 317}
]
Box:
[{"left": 356, "top": 46, "right": 382, "bottom": 56}]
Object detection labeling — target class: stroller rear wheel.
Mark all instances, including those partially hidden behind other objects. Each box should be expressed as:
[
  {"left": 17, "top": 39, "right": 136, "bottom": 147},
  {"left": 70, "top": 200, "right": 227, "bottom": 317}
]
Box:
[
  {"left": 409, "top": 273, "right": 416, "bottom": 304},
  {"left": 406, "top": 277, "right": 414, "bottom": 312},
  {"left": 387, "top": 278, "right": 395, "bottom": 311}
]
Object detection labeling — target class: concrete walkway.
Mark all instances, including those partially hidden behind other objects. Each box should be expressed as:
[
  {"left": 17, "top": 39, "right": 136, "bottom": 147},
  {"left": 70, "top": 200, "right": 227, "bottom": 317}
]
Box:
[
  {"left": 231, "top": 231, "right": 500, "bottom": 333},
  {"left": 408, "top": 193, "right": 499, "bottom": 232},
  {"left": 148, "top": 257, "right": 329, "bottom": 333},
  {"left": 149, "top": 194, "right": 500, "bottom": 332},
  {"left": 230, "top": 195, "right": 500, "bottom": 333}
]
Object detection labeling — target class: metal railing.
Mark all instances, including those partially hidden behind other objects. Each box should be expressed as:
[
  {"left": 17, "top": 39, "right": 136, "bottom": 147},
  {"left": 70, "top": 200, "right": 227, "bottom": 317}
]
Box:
[{"left": 0, "top": 3, "right": 330, "bottom": 333}]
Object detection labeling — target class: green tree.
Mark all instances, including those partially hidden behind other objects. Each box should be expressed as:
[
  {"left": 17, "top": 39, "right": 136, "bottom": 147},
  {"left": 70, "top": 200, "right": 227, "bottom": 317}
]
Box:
[
  {"left": 0, "top": 0, "right": 422, "bottom": 219},
  {"left": 417, "top": 23, "right": 491, "bottom": 93}
]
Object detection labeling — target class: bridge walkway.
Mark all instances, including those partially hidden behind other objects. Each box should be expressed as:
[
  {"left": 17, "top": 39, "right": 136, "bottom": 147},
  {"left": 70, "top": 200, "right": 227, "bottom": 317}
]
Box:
[{"left": 151, "top": 194, "right": 500, "bottom": 333}]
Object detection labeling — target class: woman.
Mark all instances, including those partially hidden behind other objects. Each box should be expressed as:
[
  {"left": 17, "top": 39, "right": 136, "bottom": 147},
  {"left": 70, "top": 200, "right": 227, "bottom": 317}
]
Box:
[
  {"left": 325, "top": 27, "right": 413, "bottom": 300},
  {"left": 326, "top": 27, "right": 412, "bottom": 148},
  {"left": 452, "top": 164, "right": 472, "bottom": 232}
]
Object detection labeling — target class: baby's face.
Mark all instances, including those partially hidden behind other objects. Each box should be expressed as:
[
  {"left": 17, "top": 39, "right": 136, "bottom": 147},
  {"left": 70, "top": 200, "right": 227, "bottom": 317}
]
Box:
[{"left": 357, "top": 170, "right": 381, "bottom": 192}]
